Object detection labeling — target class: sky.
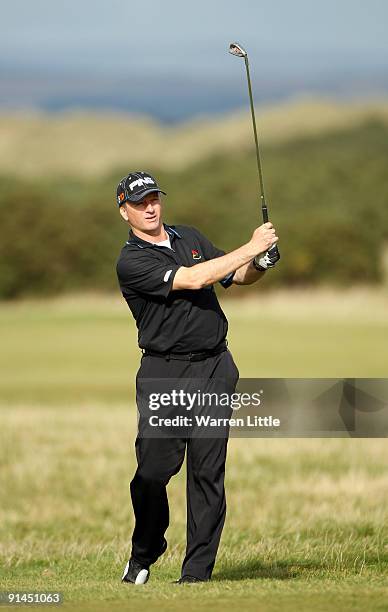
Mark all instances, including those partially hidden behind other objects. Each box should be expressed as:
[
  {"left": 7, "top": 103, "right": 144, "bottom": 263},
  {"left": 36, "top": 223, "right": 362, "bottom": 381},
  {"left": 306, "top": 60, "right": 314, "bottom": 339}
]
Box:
[{"left": 1, "top": 0, "right": 387, "bottom": 120}]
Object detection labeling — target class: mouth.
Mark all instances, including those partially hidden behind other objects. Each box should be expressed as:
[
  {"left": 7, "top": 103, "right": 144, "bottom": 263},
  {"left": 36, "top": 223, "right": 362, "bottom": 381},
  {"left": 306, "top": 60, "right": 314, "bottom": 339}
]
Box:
[{"left": 145, "top": 215, "right": 157, "bottom": 223}]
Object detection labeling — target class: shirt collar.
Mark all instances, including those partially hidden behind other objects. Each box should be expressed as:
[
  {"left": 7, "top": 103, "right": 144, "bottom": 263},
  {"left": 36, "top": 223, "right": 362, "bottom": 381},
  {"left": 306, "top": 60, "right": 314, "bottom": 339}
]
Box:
[{"left": 126, "top": 224, "right": 181, "bottom": 249}]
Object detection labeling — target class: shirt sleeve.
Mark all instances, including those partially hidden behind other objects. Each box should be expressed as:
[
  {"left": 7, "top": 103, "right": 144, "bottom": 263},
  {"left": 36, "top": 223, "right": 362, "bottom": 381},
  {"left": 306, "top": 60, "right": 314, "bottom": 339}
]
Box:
[
  {"left": 190, "top": 227, "right": 235, "bottom": 289},
  {"left": 117, "top": 251, "right": 181, "bottom": 298}
]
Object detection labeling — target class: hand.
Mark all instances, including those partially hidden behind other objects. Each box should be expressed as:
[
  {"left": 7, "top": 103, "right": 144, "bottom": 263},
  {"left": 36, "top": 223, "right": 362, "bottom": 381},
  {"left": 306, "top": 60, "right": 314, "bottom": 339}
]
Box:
[
  {"left": 249, "top": 223, "right": 278, "bottom": 257},
  {"left": 253, "top": 246, "right": 280, "bottom": 271}
]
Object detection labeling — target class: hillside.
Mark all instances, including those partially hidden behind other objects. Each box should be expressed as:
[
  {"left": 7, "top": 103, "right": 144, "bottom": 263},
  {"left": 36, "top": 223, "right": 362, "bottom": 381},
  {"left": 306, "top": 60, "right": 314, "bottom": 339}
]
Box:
[
  {"left": 1, "top": 116, "right": 387, "bottom": 298},
  {"left": 1, "top": 97, "right": 388, "bottom": 178}
]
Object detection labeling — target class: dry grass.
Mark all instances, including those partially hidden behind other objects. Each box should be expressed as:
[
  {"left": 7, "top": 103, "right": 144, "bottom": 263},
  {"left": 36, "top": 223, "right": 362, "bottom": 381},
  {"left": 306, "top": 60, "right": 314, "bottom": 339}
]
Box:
[
  {"left": 1, "top": 98, "right": 388, "bottom": 177},
  {"left": 1, "top": 404, "right": 387, "bottom": 610}
]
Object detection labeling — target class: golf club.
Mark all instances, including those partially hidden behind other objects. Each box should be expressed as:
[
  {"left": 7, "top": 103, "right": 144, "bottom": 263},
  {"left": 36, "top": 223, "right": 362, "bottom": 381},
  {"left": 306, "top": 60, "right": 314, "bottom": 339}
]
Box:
[{"left": 229, "top": 42, "right": 280, "bottom": 259}]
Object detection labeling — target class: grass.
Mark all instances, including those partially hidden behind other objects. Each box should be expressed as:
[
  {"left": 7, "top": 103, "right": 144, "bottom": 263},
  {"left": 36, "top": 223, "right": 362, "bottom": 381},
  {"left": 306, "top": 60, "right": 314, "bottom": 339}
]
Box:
[
  {"left": 0, "top": 289, "right": 387, "bottom": 405},
  {"left": 1, "top": 292, "right": 388, "bottom": 611}
]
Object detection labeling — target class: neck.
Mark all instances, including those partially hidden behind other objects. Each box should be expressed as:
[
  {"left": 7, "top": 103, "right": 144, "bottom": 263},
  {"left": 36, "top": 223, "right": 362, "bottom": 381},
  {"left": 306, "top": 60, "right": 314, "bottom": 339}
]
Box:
[{"left": 131, "top": 224, "right": 167, "bottom": 243}]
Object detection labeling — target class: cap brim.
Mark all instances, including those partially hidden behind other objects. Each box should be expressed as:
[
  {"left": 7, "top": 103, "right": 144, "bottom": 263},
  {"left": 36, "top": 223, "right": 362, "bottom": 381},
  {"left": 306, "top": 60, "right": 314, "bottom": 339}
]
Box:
[{"left": 127, "top": 188, "right": 167, "bottom": 203}]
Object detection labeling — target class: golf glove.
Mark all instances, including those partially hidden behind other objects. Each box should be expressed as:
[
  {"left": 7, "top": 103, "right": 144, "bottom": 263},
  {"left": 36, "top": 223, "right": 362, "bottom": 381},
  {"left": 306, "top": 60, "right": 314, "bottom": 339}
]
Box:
[{"left": 253, "top": 247, "right": 280, "bottom": 271}]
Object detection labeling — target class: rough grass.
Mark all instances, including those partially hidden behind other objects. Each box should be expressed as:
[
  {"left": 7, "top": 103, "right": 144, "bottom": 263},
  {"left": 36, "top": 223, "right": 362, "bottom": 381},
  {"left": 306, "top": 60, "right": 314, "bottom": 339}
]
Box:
[
  {"left": 1, "top": 292, "right": 388, "bottom": 611},
  {"left": 1, "top": 406, "right": 387, "bottom": 611}
]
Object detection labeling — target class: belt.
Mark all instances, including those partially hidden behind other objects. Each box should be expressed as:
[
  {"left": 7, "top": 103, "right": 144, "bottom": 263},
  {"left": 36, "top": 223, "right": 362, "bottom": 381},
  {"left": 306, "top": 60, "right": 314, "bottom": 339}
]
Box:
[{"left": 143, "top": 343, "right": 227, "bottom": 362}]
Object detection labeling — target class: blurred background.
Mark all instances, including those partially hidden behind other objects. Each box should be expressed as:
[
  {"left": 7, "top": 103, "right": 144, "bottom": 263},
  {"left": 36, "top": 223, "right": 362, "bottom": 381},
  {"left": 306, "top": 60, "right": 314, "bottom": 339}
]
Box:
[
  {"left": 0, "top": 0, "right": 388, "bottom": 300},
  {"left": 1, "top": 0, "right": 388, "bottom": 297},
  {"left": 1, "top": 1, "right": 388, "bottom": 607}
]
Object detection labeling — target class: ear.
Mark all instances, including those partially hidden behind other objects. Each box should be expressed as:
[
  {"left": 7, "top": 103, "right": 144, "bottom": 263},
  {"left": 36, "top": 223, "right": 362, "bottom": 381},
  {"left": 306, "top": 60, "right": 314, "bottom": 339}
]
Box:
[{"left": 119, "top": 205, "right": 129, "bottom": 222}]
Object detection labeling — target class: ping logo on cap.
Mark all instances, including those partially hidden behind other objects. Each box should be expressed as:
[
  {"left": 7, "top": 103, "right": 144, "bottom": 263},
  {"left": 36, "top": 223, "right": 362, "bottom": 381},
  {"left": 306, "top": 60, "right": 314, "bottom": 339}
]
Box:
[
  {"left": 116, "top": 171, "right": 166, "bottom": 206},
  {"left": 128, "top": 176, "right": 155, "bottom": 191}
]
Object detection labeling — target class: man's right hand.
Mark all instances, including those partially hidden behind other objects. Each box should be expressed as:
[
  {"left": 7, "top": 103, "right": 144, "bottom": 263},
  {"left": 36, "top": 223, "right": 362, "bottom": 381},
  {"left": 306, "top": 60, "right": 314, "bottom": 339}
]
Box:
[
  {"left": 249, "top": 223, "right": 278, "bottom": 257},
  {"left": 173, "top": 223, "right": 279, "bottom": 291}
]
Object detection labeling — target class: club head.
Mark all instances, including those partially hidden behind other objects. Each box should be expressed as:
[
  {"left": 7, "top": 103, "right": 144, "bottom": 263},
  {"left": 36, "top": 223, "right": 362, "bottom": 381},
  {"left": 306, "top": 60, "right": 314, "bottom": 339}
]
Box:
[{"left": 229, "top": 42, "right": 247, "bottom": 58}]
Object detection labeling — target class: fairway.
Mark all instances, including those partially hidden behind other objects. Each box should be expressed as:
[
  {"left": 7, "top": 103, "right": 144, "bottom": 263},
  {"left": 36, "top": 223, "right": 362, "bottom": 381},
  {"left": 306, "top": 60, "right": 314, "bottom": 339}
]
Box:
[
  {"left": 1, "top": 290, "right": 387, "bottom": 405},
  {"left": 1, "top": 292, "right": 388, "bottom": 611}
]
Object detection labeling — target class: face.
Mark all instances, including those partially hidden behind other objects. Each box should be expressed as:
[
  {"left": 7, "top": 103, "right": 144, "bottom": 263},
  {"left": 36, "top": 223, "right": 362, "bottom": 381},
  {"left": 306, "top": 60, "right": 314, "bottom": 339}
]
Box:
[{"left": 119, "top": 192, "right": 162, "bottom": 235}]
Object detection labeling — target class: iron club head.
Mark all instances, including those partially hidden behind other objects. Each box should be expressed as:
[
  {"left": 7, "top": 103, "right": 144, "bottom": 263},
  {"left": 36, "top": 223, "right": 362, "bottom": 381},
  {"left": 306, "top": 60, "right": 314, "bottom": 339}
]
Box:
[{"left": 229, "top": 42, "right": 247, "bottom": 58}]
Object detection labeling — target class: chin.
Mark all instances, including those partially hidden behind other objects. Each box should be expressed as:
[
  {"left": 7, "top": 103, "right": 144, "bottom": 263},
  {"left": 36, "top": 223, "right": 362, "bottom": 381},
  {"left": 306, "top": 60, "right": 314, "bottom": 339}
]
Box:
[{"left": 144, "top": 219, "right": 160, "bottom": 231}]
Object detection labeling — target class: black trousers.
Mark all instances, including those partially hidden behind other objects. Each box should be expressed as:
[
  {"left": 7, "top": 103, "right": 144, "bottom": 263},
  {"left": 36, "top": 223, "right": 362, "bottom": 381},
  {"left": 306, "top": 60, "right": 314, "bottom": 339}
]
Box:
[{"left": 130, "top": 349, "right": 239, "bottom": 580}]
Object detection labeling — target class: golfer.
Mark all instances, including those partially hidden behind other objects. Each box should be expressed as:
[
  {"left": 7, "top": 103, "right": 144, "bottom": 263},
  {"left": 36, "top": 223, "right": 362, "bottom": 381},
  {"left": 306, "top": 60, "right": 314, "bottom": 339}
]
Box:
[{"left": 116, "top": 171, "right": 279, "bottom": 584}]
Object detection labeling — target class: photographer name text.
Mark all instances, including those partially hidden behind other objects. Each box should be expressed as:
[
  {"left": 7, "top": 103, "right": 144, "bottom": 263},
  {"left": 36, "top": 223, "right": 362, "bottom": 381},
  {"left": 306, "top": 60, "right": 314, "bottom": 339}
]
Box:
[{"left": 148, "top": 415, "right": 280, "bottom": 428}]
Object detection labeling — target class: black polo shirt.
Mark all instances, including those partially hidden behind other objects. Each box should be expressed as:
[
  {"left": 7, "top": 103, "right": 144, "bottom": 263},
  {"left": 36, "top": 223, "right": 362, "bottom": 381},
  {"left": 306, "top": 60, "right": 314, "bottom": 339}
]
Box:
[{"left": 116, "top": 224, "right": 234, "bottom": 353}]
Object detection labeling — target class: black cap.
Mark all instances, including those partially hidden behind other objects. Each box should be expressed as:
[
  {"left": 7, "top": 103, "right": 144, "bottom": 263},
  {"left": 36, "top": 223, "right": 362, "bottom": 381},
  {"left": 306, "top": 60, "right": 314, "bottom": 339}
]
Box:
[{"left": 116, "top": 171, "right": 166, "bottom": 206}]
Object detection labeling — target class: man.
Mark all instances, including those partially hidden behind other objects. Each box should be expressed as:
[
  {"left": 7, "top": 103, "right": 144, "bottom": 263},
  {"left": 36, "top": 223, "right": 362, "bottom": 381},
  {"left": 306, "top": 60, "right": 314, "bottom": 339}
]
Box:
[{"left": 116, "top": 171, "right": 279, "bottom": 585}]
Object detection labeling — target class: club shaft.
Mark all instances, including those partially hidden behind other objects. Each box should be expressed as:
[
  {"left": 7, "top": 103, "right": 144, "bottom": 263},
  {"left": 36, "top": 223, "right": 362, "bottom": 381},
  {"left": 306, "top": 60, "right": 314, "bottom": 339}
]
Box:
[{"left": 243, "top": 56, "right": 268, "bottom": 222}]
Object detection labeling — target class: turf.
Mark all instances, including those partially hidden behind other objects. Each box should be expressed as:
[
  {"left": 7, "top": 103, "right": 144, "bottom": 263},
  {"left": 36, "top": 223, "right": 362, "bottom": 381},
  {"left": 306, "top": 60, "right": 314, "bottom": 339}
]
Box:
[
  {"left": 1, "top": 290, "right": 387, "bottom": 405},
  {"left": 1, "top": 292, "right": 388, "bottom": 611}
]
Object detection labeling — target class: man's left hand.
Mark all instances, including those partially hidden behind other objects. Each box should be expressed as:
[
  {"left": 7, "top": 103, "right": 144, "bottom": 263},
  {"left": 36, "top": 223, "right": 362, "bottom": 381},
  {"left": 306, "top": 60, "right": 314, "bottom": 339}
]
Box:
[{"left": 253, "top": 246, "right": 280, "bottom": 271}]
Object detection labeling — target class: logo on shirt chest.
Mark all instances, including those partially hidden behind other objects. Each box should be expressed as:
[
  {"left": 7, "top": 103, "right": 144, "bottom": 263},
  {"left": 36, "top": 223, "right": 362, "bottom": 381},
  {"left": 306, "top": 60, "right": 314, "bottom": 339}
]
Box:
[{"left": 191, "top": 249, "right": 202, "bottom": 260}]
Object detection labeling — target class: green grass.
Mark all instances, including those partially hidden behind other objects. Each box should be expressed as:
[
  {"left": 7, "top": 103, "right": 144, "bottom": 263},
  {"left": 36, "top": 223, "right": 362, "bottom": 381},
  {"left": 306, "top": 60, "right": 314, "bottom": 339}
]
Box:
[
  {"left": 1, "top": 292, "right": 388, "bottom": 611},
  {"left": 0, "top": 290, "right": 387, "bottom": 405}
]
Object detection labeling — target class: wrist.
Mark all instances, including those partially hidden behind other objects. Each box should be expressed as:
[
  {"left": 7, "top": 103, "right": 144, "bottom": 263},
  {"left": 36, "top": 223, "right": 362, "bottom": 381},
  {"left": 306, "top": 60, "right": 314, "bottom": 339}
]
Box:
[{"left": 246, "top": 241, "right": 265, "bottom": 261}]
